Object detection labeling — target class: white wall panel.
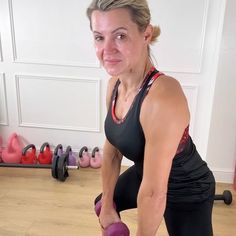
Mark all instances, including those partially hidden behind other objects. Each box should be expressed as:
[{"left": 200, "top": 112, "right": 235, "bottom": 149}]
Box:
[
  {"left": 0, "top": 73, "right": 9, "bottom": 125},
  {"left": 9, "top": 0, "right": 99, "bottom": 67},
  {"left": 15, "top": 75, "right": 100, "bottom": 132},
  {"left": 182, "top": 84, "right": 198, "bottom": 137},
  {"left": 0, "top": 33, "right": 3, "bottom": 62},
  {"left": 149, "top": 0, "right": 208, "bottom": 73}
]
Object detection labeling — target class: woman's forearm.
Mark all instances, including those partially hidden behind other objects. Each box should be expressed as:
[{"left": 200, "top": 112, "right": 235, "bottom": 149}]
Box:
[
  {"left": 136, "top": 188, "right": 167, "bottom": 236},
  {"left": 101, "top": 141, "right": 122, "bottom": 208}
]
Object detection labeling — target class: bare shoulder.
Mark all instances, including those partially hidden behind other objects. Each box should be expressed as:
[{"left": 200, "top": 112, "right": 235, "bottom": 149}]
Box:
[
  {"left": 141, "top": 75, "right": 190, "bottom": 127},
  {"left": 152, "top": 75, "right": 185, "bottom": 99}
]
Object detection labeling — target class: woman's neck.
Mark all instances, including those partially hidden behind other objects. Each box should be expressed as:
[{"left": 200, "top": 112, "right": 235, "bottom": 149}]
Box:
[{"left": 119, "top": 60, "right": 153, "bottom": 91}]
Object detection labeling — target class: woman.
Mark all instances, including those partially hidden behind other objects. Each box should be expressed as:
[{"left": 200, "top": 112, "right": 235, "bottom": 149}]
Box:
[{"left": 87, "top": 1, "right": 215, "bottom": 235}]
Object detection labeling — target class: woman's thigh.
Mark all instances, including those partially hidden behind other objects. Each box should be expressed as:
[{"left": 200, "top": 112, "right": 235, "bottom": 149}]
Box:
[{"left": 164, "top": 198, "right": 214, "bottom": 236}]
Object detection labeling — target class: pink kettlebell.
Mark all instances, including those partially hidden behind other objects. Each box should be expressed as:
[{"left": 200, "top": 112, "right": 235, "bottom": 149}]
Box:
[
  {"left": 78, "top": 146, "right": 90, "bottom": 168},
  {"left": 90, "top": 147, "right": 102, "bottom": 169},
  {"left": 0, "top": 136, "right": 3, "bottom": 162},
  {"left": 2, "top": 133, "right": 22, "bottom": 163}
]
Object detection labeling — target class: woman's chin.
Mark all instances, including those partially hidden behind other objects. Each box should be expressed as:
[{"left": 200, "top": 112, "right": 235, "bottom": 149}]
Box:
[{"left": 104, "top": 67, "right": 121, "bottom": 77}]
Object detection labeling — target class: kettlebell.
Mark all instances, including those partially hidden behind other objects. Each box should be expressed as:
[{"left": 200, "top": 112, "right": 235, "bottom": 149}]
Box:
[
  {"left": 21, "top": 144, "right": 37, "bottom": 164},
  {"left": 38, "top": 142, "right": 53, "bottom": 164},
  {"left": 78, "top": 146, "right": 90, "bottom": 168},
  {"left": 68, "top": 148, "right": 77, "bottom": 167},
  {"left": 0, "top": 136, "right": 3, "bottom": 162},
  {"left": 90, "top": 146, "right": 102, "bottom": 168},
  {"left": 2, "top": 133, "right": 22, "bottom": 163}
]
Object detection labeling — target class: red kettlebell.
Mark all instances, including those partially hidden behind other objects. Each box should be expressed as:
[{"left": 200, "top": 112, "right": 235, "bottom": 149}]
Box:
[
  {"left": 90, "top": 147, "right": 102, "bottom": 169},
  {"left": 95, "top": 200, "right": 130, "bottom": 236},
  {"left": 2, "top": 133, "right": 22, "bottom": 163},
  {"left": 21, "top": 144, "right": 37, "bottom": 164},
  {"left": 78, "top": 146, "right": 90, "bottom": 168},
  {"left": 38, "top": 142, "right": 52, "bottom": 164}
]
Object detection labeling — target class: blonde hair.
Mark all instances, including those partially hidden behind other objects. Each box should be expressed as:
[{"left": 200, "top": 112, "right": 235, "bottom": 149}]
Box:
[{"left": 87, "top": 0, "right": 160, "bottom": 44}]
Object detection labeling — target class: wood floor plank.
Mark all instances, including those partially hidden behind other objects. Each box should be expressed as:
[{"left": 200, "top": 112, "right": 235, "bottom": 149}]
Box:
[{"left": 0, "top": 167, "right": 235, "bottom": 235}]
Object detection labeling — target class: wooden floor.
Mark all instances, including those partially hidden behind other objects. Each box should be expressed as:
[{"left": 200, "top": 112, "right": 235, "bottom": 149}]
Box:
[{"left": 0, "top": 167, "right": 235, "bottom": 236}]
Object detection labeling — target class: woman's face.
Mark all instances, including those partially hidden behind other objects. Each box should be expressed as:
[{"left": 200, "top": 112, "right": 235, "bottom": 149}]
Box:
[{"left": 91, "top": 8, "right": 149, "bottom": 76}]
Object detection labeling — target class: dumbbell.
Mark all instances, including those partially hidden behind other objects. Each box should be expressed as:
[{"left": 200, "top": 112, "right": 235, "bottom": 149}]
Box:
[
  {"left": 95, "top": 200, "right": 130, "bottom": 236},
  {"left": 51, "top": 144, "right": 79, "bottom": 182},
  {"left": 214, "top": 190, "right": 233, "bottom": 205}
]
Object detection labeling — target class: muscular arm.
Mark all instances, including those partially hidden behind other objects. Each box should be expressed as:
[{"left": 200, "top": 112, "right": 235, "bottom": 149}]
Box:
[
  {"left": 136, "top": 76, "right": 190, "bottom": 236},
  {"left": 99, "top": 77, "right": 123, "bottom": 228},
  {"left": 101, "top": 139, "right": 122, "bottom": 208}
]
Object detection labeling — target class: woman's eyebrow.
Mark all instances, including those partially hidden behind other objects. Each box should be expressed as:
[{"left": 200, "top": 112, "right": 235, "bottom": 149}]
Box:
[{"left": 93, "top": 27, "right": 128, "bottom": 35}]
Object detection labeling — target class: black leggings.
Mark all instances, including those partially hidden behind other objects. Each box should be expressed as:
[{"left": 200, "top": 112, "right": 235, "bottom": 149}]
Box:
[{"left": 95, "top": 165, "right": 215, "bottom": 236}]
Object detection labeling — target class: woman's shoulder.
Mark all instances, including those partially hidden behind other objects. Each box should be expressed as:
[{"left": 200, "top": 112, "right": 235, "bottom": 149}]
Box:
[
  {"left": 148, "top": 74, "right": 186, "bottom": 104},
  {"left": 141, "top": 73, "right": 190, "bottom": 124}
]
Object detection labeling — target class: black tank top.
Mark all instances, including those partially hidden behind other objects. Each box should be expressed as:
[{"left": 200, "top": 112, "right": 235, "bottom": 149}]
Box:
[
  {"left": 105, "top": 67, "right": 188, "bottom": 163},
  {"left": 105, "top": 67, "right": 215, "bottom": 203}
]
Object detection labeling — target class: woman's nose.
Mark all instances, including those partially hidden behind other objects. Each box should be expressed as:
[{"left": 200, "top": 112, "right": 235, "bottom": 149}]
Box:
[{"left": 103, "top": 38, "right": 116, "bottom": 54}]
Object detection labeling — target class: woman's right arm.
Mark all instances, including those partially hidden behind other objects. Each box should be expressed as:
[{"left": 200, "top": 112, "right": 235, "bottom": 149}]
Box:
[
  {"left": 101, "top": 139, "right": 122, "bottom": 210},
  {"left": 99, "top": 77, "right": 123, "bottom": 229}
]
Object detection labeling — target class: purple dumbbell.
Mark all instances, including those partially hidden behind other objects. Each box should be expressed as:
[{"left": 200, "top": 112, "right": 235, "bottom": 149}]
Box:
[{"left": 95, "top": 200, "right": 130, "bottom": 236}]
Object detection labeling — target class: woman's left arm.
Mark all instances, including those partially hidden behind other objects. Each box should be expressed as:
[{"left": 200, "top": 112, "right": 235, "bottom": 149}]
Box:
[{"left": 136, "top": 76, "right": 190, "bottom": 236}]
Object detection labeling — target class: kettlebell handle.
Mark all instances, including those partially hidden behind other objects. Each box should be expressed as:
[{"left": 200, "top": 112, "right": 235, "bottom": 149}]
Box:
[
  {"left": 22, "top": 144, "right": 36, "bottom": 155},
  {"left": 54, "top": 144, "right": 63, "bottom": 156},
  {"left": 79, "top": 146, "right": 88, "bottom": 157},
  {"left": 92, "top": 147, "right": 99, "bottom": 157},
  {"left": 40, "top": 142, "right": 50, "bottom": 153},
  {"left": 65, "top": 146, "right": 72, "bottom": 155}
]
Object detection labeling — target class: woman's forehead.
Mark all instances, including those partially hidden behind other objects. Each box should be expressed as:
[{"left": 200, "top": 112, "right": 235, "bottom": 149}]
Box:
[{"left": 91, "top": 8, "right": 136, "bottom": 32}]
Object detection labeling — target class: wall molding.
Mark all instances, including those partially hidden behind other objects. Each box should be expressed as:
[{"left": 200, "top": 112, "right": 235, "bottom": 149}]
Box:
[
  {"left": 0, "top": 33, "right": 3, "bottom": 62},
  {"left": 181, "top": 83, "right": 199, "bottom": 138},
  {"left": 0, "top": 73, "right": 9, "bottom": 126},
  {"left": 15, "top": 74, "right": 101, "bottom": 132},
  {"left": 152, "top": 0, "right": 209, "bottom": 74},
  {"left": 8, "top": 0, "right": 100, "bottom": 68}
]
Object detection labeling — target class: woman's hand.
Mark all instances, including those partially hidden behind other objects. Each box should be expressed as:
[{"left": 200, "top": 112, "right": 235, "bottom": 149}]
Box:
[{"left": 99, "top": 207, "right": 121, "bottom": 230}]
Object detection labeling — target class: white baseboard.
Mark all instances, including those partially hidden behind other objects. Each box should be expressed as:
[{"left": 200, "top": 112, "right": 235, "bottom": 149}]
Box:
[{"left": 212, "top": 168, "right": 234, "bottom": 184}]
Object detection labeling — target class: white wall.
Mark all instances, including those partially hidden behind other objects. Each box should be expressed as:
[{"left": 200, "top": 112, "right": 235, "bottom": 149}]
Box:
[
  {"left": 207, "top": 0, "right": 236, "bottom": 183},
  {"left": 0, "top": 0, "right": 233, "bottom": 183}
]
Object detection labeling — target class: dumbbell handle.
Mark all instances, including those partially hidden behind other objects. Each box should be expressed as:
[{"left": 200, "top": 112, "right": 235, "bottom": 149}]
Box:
[{"left": 0, "top": 163, "right": 78, "bottom": 169}]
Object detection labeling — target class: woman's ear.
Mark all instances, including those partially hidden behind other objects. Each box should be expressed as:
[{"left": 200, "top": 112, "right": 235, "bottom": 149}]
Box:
[{"left": 144, "top": 24, "right": 154, "bottom": 43}]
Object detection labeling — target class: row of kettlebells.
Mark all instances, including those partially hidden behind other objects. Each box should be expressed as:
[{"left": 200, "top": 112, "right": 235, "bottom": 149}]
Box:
[{"left": 0, "top": 133, "right": 102, "bottom": 168}]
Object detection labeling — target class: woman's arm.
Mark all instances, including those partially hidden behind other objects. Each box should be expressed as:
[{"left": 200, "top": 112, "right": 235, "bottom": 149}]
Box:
[
  {"left": 136, "top": 76, "right": 190, "bottom": 236},
  {"left": 99, "top": 77, "right": 123, "bottom": 229},
  {"left": 101, "top": 139, "right": 122, "bottom": 209}
]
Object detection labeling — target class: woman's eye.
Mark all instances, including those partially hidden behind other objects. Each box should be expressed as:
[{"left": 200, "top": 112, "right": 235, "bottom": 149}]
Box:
[
  {"left": 94, "top": 35, "right": 104, "bottom": 42},
  {"left": 116, "top": 34, "right": 126, "bottom": 40}
]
